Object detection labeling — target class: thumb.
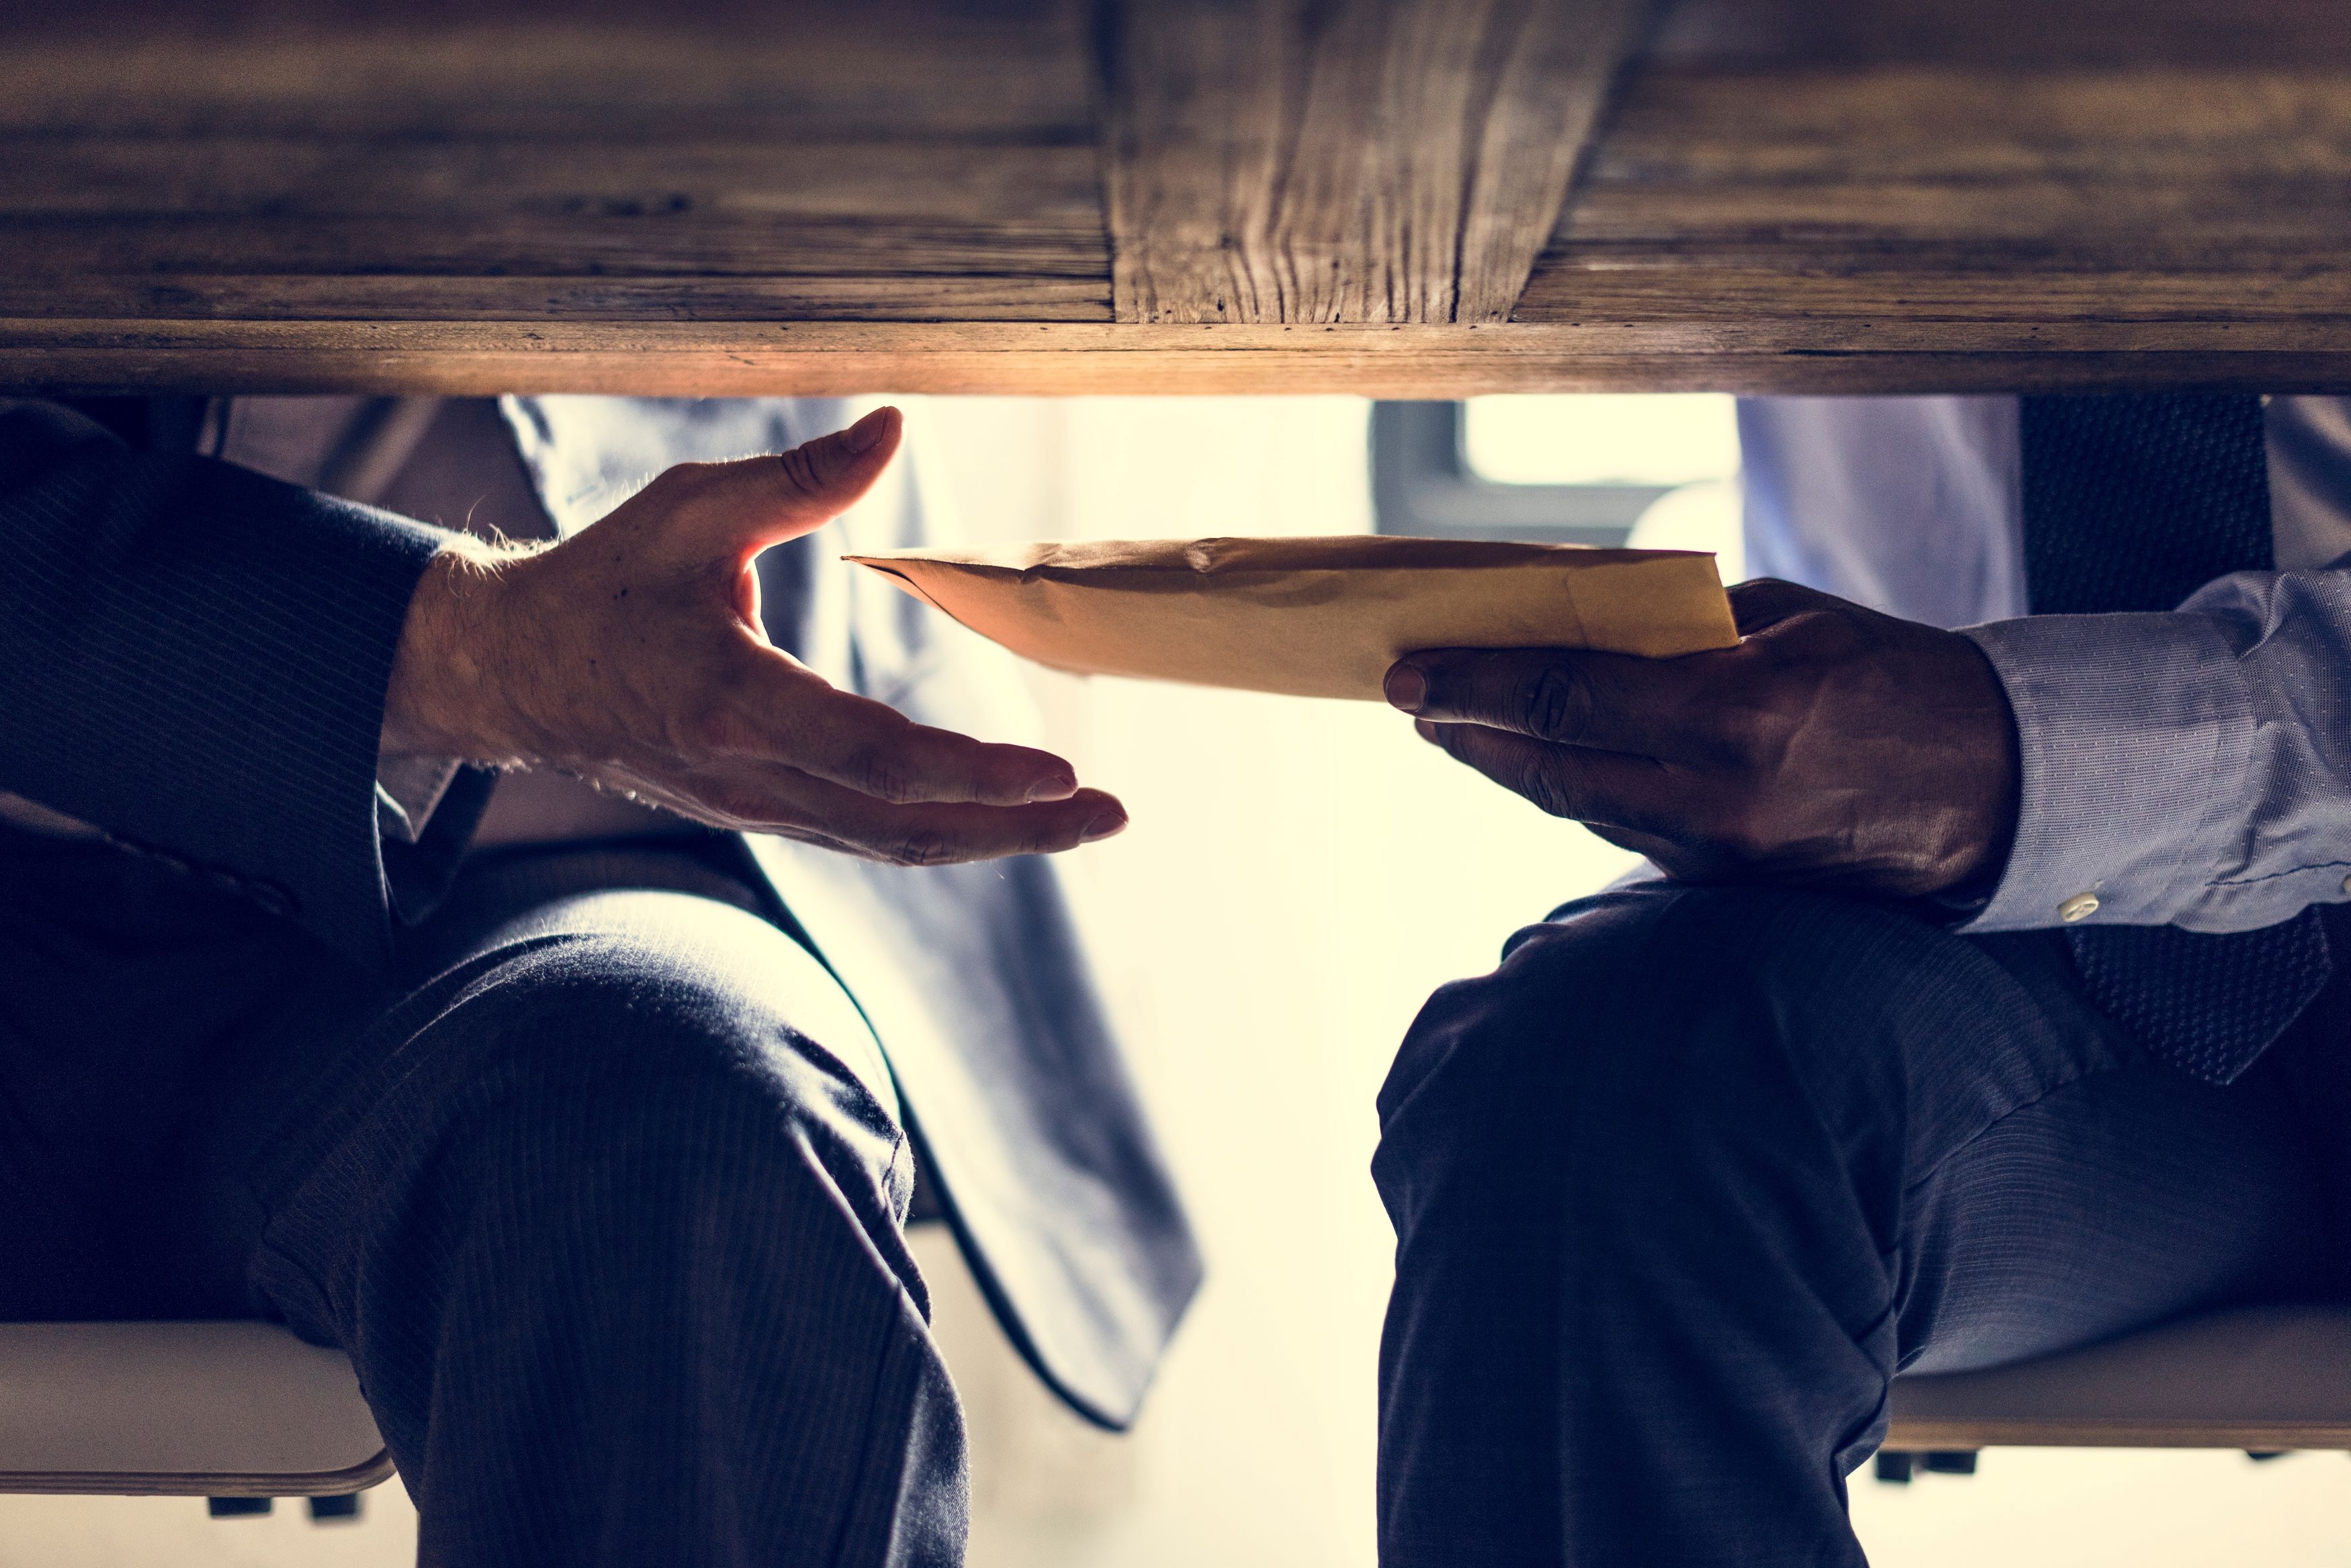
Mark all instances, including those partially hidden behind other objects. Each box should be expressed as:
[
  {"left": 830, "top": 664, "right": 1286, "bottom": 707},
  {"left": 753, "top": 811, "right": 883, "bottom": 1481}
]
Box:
[
  {"left": 694, "top": 406, "right": 905, "bottom": 561},
  {"left": 1728, "top": 576, "right": 1840, "bottom": 637}
]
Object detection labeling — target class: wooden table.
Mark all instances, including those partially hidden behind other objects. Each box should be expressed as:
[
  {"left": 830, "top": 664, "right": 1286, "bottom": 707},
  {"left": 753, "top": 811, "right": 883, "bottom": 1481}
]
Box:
[{"left": 5, "top": 0, "right": 2347, "bottom": 396}]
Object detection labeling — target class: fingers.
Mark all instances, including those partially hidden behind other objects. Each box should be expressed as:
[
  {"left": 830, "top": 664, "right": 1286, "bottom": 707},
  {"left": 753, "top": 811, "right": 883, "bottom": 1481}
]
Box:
[
  {"left": 672, "top": 406, "right": 907, "bottom": 561},
  {"left": 801, "top": 784, "right": 1128, "bottom": 867},
  {"left": 768, "top": 406, "right": 902, "bottom": 538},
  {"left": 1728, "top": 577, "right": 1840, "bottom": 635},
  {"left": 716, "top": 768, "right": 1128, "bottom": 864},
  {"left": 724, "top": 661, "right": 1078, "bottom": 806},
  {"left": 1415, "top": 719, "right": 1716, "bottom": 837},
  {"left": 1386, "top": 645, "right": 1720, "bottom": 761}
]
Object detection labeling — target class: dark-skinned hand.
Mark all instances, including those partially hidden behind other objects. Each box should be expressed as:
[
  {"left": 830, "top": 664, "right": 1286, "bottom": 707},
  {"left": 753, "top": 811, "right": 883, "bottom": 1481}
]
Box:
[{"left": 1384, "top": 579, "right": 2021, "bottom": 898}]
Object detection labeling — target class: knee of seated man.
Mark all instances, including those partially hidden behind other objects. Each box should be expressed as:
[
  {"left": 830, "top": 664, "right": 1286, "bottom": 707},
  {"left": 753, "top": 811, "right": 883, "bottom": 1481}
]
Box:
[
  {"left": 415, "top": 899, "right": 907, "bottom": 1217},
  {"left": 1377, "top": 882, "right": 1937, "bottom": 1170}
]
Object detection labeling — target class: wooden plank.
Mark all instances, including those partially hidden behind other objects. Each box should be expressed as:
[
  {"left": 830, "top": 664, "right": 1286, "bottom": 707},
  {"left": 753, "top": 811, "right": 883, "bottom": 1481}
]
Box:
[
  {"left": 1646, "top": 0, "right": 2351, "bottom": 69},
  {"left": 0, "top": 138, "right": 1106, "bottom": 223},
  {"left": 1517, "top": 2, "right": 2351, "bottom": 359},
  {"left": 9, "top": 320, "right": 2348, "bottom": 400},
  {"left": 0, "top": 214, "right": 1106, "bottom": 283},
  {"left": 0, "top": 0, "right": 1113, "bottom": 328},
  {"left": 1548, "top": 67, "right": 2351, "bottom": 251},
  {"left": 0, "top": 5, "right": 1100, "bottom": 138},
  {"left": 0, "top": 275, "right": 1112, "bottom": 324},
  {"left": 4, "top": 0, "right": 2350, "bottom": 391},
  {"left": 1100, "top": 0, "right": 1648, "bottom": 324}
]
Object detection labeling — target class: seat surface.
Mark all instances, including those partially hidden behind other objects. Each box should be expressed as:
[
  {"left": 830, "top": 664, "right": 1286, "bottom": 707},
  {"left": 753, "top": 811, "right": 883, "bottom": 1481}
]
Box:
[
  {"left": 1886, "top": 1303, "right": 2351, "bottom": 1450},
  {"left": 0, "top": 1321, "right": 392, "bottom": 1495}
]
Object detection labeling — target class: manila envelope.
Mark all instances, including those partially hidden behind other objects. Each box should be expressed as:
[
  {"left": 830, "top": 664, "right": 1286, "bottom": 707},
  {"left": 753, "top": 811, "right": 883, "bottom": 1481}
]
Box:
[{"left": 846, "top": 535, "right": 1736, "bottom": 701}]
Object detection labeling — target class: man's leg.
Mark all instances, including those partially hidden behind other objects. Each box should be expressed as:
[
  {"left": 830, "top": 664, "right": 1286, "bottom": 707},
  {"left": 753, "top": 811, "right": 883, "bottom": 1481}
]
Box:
[
  {"left": 212, "top": 878, "right": 966, "bottom": 1568},
  {"left": 1374, "top": 883, "right": 2340, "bottom": 1568},
  {"left": 0, "top": 828, "right": 964, "bottom": 1564}
]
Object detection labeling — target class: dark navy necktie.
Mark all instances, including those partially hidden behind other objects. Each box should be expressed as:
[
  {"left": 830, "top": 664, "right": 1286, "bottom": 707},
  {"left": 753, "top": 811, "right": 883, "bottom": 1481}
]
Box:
[{"left": 2021, "top": 394, "right": 2332, "bottom": 1084}]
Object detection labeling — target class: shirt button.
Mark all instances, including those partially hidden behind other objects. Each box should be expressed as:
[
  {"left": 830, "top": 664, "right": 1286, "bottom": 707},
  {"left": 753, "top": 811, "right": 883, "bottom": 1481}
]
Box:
[
  {"left": 2059, "top": 892, "right": 2100, "bottom": 923},
  {"left": 2342, "top": 873, "right": 2351, "bottom": 896}
]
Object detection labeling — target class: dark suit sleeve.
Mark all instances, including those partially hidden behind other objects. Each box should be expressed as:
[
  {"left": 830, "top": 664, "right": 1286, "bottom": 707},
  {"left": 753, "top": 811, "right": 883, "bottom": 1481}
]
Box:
[{"left": 0, "top": 398, "right": 459, "bottom": 970}]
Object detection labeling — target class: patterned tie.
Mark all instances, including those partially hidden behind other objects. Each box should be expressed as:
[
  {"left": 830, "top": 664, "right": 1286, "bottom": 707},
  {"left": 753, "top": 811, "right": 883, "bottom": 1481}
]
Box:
[{"left": 2021, "top": 394, "right": 2332, "bottom": 1084}]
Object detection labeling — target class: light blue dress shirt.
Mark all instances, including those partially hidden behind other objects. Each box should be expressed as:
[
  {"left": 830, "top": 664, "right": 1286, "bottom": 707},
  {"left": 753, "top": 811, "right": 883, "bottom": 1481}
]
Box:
[{"left": 1738, "top": 396, "right": 2351, "bottom": 935}]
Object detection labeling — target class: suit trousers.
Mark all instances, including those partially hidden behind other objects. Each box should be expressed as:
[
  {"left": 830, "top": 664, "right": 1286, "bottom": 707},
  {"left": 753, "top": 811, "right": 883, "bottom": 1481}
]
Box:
[
  {"left": 0, "top": 823, "right": 965, "bottom": 1567},
  {"left": 1374, "top": 882, "right": 2351, "bottom": 1567}
]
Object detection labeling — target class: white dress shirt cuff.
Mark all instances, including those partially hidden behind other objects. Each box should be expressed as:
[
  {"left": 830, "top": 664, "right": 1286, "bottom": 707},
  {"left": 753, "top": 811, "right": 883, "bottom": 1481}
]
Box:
[{"left": 1957, "top": 612, "right": 2255, "bottom": 931}]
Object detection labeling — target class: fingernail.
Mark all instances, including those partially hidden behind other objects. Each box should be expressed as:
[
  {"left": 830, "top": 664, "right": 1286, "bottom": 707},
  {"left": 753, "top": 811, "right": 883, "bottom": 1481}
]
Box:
[
  {"left": 1384, "top": 663, "right": 1427, "bottom": 713},
  {"left": 1079, "top": 810, "right": 1127, "bottom": 844},
  {"left": 1025, "top": 772, "right": 1077, "bottom": 802},
  {"left": 843, "top": 407, "right": 893, "bottom": 454}
]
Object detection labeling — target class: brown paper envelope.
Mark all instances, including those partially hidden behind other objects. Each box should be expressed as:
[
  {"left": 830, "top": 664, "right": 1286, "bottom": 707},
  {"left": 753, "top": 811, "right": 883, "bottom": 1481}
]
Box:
[{"left": 846, "top": 535, "right": 1738, "bottom": 700}]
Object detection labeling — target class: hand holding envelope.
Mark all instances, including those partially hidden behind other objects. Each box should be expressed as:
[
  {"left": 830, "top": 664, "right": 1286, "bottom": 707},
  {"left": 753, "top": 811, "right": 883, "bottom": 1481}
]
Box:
[
  {"left": 847, "top": 535, "right": 1739, "bottom": 699},
  {"left": 850, "top": 540, "right": 2020, "bottom": 901}
]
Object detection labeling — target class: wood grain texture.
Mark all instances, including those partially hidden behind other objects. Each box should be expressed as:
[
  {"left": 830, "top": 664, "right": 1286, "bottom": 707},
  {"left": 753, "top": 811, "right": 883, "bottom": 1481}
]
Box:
[
  {"left": 10, "top": 319, "right": 2348, "bottom": 400},
  {"left": 1646, "top": 0, "right": 2351, "bottom": 69},
  {"left": 0, "top": 1, "right": 1113, "bottom": 331},
  {"left": 1517, "top": 0, "right": 2351, "bottom": 367},
  {"left": 4, "top": 0, "right": 2351, "bottom": 392},
  {"left": 1100, "top": 0, "right": 1649, "bottom": 324}
]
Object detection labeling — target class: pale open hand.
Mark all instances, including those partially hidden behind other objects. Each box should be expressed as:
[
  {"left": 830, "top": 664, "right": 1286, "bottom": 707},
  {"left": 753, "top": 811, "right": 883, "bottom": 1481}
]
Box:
[{"left": 381, "top": 406, "right": 1126, "bottom": 864}]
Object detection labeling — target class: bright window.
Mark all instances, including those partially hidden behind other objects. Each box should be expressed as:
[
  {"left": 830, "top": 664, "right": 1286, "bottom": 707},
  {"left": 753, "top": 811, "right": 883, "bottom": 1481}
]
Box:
[
  {"left": 1374, "top": 396, "right": 1744, "bottom": 573},
  {"left": 1461, "top": 393, "right": 1740, "bottom": 488}
]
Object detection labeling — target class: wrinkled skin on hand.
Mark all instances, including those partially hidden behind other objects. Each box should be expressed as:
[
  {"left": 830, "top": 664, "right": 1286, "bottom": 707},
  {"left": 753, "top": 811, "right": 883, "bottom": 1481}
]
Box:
[
  {"left": 1386, "top": 579, "right": 2021, "bottom": 898},
  {"left": 382, "top": 406, "right": 1126, "bottom": 866}
]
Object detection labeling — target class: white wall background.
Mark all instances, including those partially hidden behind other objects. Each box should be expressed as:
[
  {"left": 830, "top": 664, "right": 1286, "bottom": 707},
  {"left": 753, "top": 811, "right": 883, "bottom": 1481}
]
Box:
[{"left": 5, "top": 395, "right": 2347, "bottom": 1566}]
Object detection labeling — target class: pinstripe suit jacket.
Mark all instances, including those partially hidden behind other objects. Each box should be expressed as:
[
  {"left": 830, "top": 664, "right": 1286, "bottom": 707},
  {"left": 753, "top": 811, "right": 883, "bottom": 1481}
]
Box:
[{"left": 0, "top": 393, "right": 1199, "bottom": 1428}]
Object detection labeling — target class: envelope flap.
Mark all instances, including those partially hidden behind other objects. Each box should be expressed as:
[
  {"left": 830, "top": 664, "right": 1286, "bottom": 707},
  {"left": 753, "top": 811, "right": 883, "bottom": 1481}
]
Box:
[{"left": 848, "top": 535, "right": 1709, "bottom": 580}]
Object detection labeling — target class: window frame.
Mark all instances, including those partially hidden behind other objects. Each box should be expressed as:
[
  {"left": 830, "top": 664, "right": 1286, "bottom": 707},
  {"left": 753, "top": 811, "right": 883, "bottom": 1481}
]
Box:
[{"left": 1369, "top": 400, "right": 1675, "bottom": 547}]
